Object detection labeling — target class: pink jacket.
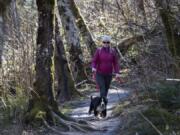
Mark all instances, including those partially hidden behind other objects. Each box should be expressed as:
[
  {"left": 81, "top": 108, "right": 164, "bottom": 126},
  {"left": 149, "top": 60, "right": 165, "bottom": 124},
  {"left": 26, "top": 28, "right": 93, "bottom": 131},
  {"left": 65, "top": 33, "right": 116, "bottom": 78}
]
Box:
[{"left": 91, "top": 47, "right": 120, "bottom": 75}]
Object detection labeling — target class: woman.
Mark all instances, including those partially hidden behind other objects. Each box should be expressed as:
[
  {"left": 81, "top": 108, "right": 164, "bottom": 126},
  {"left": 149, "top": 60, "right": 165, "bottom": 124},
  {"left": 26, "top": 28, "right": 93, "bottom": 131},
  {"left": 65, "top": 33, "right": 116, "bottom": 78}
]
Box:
[{"left": 91, "top": 35, "right": 120, "bottom": 98}]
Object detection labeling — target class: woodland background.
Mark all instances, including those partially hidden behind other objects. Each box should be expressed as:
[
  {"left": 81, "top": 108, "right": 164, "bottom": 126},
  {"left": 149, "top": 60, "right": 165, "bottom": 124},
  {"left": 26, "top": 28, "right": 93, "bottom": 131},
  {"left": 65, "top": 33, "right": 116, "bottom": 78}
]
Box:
[{"left": 0, "top": 0, "right": 180, "bottom": 135}]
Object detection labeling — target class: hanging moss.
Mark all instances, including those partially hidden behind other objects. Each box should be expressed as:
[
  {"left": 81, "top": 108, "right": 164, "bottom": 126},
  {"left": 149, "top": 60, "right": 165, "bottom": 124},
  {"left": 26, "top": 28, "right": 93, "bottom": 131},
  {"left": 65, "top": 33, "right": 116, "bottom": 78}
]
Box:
[{"left": 49, "top": 0, "right": 55, "bottom": 7}]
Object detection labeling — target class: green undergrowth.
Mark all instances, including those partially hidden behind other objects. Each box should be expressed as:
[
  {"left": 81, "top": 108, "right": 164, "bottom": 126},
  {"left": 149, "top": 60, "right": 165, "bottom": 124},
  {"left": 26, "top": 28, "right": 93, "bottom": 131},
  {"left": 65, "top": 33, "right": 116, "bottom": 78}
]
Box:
[
  {"left": 113, "top": 81, "right": 180, "bottom": 135},
  {"left": 147, "top": 81, "right": 180, "bottom": 110},
  {"left": 59, "top": 94, "right": 87, "bottom": 115},
  {"left": 0, "top": 87, "right": 28, "bottom": 128}
]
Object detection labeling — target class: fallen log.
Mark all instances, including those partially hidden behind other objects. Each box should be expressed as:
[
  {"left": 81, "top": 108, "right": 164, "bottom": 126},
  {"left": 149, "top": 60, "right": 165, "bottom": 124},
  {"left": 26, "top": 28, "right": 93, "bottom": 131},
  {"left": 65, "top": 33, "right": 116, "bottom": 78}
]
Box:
[{"left": 118, "top": 29, "right": 159, "bottom": 55}]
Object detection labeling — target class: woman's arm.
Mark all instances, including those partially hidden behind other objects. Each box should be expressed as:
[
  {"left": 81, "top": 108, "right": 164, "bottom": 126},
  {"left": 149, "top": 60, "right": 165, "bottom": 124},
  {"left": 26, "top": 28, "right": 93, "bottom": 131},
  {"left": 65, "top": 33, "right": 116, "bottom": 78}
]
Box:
[{"left": 91, "top": 48, "right": 100, "bottom": 71}]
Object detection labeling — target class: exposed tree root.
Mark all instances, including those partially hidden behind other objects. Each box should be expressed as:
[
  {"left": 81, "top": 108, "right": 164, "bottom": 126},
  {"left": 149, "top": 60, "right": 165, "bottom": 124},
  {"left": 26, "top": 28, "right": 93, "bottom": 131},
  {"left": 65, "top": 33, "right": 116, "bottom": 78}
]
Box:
[
  {"left": 51, "top": 111, "right": 99, "bottom": 132},
  {"left": 42, "top": 118, "right": 62, "bottom": 134}
]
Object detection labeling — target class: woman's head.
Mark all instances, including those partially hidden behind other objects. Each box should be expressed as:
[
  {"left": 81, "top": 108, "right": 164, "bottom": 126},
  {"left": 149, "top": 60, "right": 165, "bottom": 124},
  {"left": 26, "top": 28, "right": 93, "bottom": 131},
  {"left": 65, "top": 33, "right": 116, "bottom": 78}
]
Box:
[{"left": 101, "top": 35, "right": 111, "bottom": 47}]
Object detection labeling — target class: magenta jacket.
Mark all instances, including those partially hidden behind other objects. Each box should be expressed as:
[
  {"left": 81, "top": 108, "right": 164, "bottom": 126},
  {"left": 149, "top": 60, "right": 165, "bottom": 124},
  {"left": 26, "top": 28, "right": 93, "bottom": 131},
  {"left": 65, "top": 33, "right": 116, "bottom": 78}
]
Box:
[{"left": 91, "top": 47, "right": 120, "bottom": 75}]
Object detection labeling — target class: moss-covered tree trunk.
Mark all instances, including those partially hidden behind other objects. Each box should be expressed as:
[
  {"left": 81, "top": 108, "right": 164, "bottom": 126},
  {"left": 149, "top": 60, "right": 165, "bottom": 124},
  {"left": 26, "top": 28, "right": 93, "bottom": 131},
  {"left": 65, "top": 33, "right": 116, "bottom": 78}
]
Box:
[
  {"left": 54, "top": 16, "right": 79, "bottom": 102},
  {"left": 0, "top": 0, "right": 11, "bottom": 67},
  {"left": 0, "top": 11, "right": 3, "bottom": 67},
  {"left": 57, "top": 0, "right": 88, "bottom": 83},
  {"left": 68, "top": 0, "right": 97, "bottom": 56},
  {"left": 136, "top": 0, "right": 148, "bottom": 26},
  {"left": 26, "top": 0, "right": 58, "bottom": 124},
  {"left": 154, "top": 0, "right": 180, "bottom": 62}
]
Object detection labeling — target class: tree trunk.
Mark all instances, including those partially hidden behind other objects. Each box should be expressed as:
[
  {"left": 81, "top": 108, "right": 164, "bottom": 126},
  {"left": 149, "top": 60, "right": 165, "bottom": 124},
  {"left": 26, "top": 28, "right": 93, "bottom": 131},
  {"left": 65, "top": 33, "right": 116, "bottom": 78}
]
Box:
[
  {"left": 154, "top": 0, "right": 180, "bottom": 67},
  {"left": 9, "top": 0, "right": 20, "bottom": 37},
  {"left": 54, "top": 16, "right": 79, "bottom": 103},
  {"left": 0, "top": 12, "right": 3, "bottom": 67},
  {"left": 0, "top": 0, "right": 11, "bottom": 67},
  {"left": 68, "top": 0, "right": 97, "bottom": 56},
  {"left": 118, "top": 29, "right": 157, "bottom": 55},
  {"left": 136, "top": 0, "right": 148, "bottom": 26},
  {"left": 25, "top": 1, "right": 94, "bottom": 130},
  {"left": 57, "top": 0, "right": 88, "bottom": 83},
  {"left": 26, "top": 0, "right": 58, "bottom": 124}
]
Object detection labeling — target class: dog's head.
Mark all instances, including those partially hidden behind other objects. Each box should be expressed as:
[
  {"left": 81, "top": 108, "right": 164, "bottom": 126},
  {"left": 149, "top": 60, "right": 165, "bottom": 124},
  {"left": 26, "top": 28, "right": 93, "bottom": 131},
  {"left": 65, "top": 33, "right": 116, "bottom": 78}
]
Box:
[
  {"left": 100, "top": 97, "right": 107, "bottom": 108},
  {"left": 89, "top": 96, "right": 108, "bottom": 116},
  {"left": 97, "top": 97, "right": 107, "bottom": 112}
]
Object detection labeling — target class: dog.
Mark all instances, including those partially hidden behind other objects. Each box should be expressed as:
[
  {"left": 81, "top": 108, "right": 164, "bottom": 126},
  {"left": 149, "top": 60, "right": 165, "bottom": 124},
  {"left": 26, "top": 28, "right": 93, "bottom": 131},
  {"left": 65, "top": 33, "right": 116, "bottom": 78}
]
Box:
[{"left": 88, "top": 96, "right": 108, "bottom": 118}]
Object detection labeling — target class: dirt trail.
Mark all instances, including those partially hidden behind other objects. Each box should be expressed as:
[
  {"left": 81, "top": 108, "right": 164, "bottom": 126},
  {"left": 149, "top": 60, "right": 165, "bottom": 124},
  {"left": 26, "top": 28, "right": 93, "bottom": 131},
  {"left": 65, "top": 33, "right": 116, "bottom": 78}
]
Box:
[{"left": 64, "top": 87, "right": 130, "bottom": 135}]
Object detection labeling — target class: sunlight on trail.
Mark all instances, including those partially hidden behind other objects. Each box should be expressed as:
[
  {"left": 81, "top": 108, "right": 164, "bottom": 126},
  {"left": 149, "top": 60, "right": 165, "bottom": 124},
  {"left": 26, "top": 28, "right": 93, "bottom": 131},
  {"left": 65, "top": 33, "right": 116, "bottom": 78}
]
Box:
[
  {"left": 70, "top": 88, "right": 129, "bottom": 119},
  {"left": 65, "top": 88, "right": 129, "bottom": 135}
]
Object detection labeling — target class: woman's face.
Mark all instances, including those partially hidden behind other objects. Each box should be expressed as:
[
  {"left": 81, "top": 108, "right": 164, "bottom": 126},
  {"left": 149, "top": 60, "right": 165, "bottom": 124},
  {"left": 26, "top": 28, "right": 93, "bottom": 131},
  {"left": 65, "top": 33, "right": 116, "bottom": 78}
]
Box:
[{"left": 102, "top": 41, "right": 110, "bottom": 47}]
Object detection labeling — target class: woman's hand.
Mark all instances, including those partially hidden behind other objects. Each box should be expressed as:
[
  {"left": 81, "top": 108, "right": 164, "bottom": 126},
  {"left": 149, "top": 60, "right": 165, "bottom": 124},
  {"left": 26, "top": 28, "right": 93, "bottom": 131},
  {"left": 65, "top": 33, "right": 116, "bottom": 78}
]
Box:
[
  {"left": 115, "top": 74, "right": 125, "bottom": 83},
  {"left": 115, "top": 73, "right": 120, "bottom": 79},
  {"left": 92, "top": 68, "right": 97, "bottom": 73}
]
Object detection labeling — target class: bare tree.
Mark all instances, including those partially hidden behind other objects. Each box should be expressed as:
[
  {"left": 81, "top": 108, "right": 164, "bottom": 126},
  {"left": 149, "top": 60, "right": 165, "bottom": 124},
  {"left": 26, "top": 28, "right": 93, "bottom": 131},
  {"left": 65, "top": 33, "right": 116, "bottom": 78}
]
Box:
[
  {"left": 57, "top": 0, "right": 88, "bottom": 83},
  {"left": 0, "top": 0, "right": 11, "bottom": 67},
  {"left": 136, "top": 0, "right": 148, "bottom": 26},
  {"left": 154, "top": 0, "right": 180, "bottom": 58},
  {"left": 54, "top": 16, "right": 79, "bottom": 102},
  {"left": 68, "top": 0, "right": 97, "bottom": 56},
  {"left": 0, "top": 10, "right": 3, "bottom": 67}
]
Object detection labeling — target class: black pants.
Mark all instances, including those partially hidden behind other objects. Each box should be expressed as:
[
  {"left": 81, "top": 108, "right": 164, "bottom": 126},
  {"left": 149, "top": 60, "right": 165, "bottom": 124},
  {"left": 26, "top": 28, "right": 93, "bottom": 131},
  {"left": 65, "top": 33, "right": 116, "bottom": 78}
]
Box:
[{"left": 96, "top": 72, "right": 112, "bottom": 97}]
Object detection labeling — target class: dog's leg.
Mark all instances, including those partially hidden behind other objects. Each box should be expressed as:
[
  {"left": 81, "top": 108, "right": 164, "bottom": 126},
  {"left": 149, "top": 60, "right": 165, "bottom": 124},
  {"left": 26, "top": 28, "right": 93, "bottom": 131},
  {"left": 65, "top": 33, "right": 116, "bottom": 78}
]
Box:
[
  {"left": 88, "top": 106, "right": 92, "bottom": 115},
  {"left": 94, "top": 110, "right": 98, "bottom": 117},
  {"left": 101, "top": 110, "right": 107, "bottom": 118},
  {"left": 88, "top": 102, "right": 93, "bottom": 115}
]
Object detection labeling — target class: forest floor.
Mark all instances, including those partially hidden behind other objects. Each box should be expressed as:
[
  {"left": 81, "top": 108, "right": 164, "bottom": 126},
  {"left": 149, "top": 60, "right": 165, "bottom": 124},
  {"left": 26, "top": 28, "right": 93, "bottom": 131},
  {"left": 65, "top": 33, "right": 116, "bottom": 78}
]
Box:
[
  {"left": 0, "top": 81, "right": 132, "bottom": 135},
  {"left": 56, "top": 82, "right": 131, "bottom": 135}
]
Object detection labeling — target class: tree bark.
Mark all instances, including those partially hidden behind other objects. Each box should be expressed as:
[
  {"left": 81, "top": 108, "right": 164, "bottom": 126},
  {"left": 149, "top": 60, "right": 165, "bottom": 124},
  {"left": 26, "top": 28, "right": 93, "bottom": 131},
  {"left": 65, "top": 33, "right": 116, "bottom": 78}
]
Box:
[
  {"left": 136, "top": 0, "right": 148, "bottom": 25},
  {"left": 154, "top": 0, "right": 180, "bottom": 66},
  {"left": 68, "top": 0, "right": 97, "bottom": 56},
  {"left": 25, "top": 1, "right": 93, "bottom": 129},
  {"left": 0, "top": 0, "right": 11, "bottom": 11},
  {"left": 0, "top": 12, "right": 3, "bottom": 67},
  {"left": 26, "top": 0, "right": 58, "bottom": 124},
  {"left": 57, "top": 0, "right": 88, "bottom": 83},
  {"left": 54, "top": 16, "right": 79, "bottom": 102},
  {"left": 0, "top": 0, "right": 11, "bottom": 67},
  {"left": 118, "top": 29, "right": 157, "bottom": 55}
]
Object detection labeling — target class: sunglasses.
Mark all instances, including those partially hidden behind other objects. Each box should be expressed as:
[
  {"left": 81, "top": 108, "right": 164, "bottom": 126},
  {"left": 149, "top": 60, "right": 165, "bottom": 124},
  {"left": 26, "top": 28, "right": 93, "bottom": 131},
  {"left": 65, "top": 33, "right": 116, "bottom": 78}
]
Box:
[{"left": 103, "top": 41, "right": 110, "bottom": 44}]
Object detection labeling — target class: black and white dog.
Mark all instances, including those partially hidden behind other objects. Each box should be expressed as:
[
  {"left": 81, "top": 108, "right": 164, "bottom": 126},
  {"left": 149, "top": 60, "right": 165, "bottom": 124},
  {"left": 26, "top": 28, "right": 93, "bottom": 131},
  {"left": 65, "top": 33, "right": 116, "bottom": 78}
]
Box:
[{"left": 88, "top": 96, "right": 108, "bottom": 118}]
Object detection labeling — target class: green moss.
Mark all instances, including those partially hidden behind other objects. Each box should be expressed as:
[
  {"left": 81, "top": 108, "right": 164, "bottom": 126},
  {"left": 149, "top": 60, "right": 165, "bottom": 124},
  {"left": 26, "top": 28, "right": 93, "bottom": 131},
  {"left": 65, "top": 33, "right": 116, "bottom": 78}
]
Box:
[
  {"left": 147, "top": 82, "right": 180, "bottom": 110},
  {"left": 49, "top": 0, "right": 55, "bottom": 6},
  {"left": 143, "top": 108, "right": 180, "bottom": 132},
  {"left": 51, "top": 55, "right": 55, "bottom": 98},
  {"left": 35, "top": 111, "right": 46, "bottom": 119},
  {"left": 145, "top": 108, "right": 176, "bottom": 121},
  {"left": 160, "top": 8, "right": 180, "bottom": 58},
  {"left": 25, "top": 97, "right": 51, "bottom": 125},
  {"left": 0, "top": 0, "right": 11, "bottom": 12},
  {"left": 120, "top": 107, "right": 180, "bottom": 135},
  {"left": 112, "top": 101, "right": 131, "bottom": 116}
]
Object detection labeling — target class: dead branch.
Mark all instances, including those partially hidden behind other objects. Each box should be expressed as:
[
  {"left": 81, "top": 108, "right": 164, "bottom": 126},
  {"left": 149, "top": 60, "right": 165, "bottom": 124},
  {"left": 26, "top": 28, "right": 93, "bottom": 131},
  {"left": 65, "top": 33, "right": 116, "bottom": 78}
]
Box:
[
  {"left": 138, "top": 111, "right": 164, "bottom": 135},
  {"left": 118, "top": 29, "right": 159, "bottom": 55}
]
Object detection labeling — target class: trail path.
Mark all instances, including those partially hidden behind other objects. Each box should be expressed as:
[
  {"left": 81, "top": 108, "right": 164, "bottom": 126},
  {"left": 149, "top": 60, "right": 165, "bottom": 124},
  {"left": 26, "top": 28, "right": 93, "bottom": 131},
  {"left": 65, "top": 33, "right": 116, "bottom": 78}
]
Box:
[{"left": 64, "top": 87, "right": 130, "bottom": 135}]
